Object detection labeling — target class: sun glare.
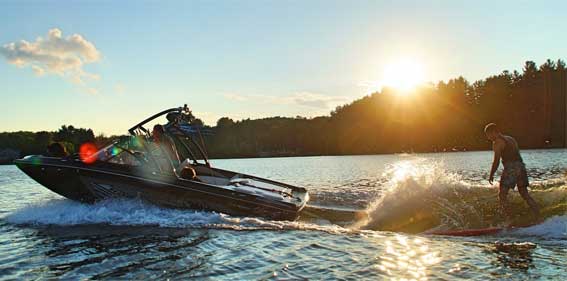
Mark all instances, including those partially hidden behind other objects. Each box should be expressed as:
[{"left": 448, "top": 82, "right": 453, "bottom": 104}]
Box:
[{"left": 381, "top": 59, "right": 425, "bottom": 93}]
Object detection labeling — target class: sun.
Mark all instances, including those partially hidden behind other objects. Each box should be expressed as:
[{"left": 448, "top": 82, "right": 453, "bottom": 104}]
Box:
[{"left": 381, "top": 59, "right": 425, "bottom": 93}]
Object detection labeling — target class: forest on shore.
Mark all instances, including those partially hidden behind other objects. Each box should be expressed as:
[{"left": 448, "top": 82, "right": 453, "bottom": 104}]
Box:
[{"left": 1, "top": 59, "right": 566, "bottom": 163}]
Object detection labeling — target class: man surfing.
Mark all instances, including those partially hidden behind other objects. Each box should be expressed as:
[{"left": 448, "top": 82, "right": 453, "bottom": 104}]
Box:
[{"left": 485, "top": 123, "right": 540, "bottom": 222}]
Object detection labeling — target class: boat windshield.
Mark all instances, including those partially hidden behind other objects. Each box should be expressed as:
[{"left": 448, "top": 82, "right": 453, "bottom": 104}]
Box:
[
  {"left": 89, "top": 130, "right": 207, "bottom": 172},
  {"left": 84, "top": 106, "right": 210, "bottom": 171},
  {"left": 127, "top": 105, "right": 210, "bottom": 167},
  {"left": 89, "top": 136, "right": 147, "bottom": 166}
]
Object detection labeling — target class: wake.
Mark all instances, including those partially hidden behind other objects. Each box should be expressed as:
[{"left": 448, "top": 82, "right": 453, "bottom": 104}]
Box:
[
  {"left": 354, "top": 159, "right": 567, "bottom": 236},
  {"left": 2, "top": 198, "right": 350, "bottom": 234},
  {"left": 508, "top": 215, "right": 567, "bottom": 239}
]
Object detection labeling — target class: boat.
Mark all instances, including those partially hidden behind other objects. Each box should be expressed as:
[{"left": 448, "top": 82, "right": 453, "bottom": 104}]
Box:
[{"left": 14, "top": 105, "right": 309, "bottom": 220}]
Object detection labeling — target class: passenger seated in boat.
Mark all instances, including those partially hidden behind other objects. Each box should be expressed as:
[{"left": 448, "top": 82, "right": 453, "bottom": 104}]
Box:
[
  {"left": 152, "top": 124, "right": 181, "bottom": 173},
  {"left": 46, "top": 142, "right": 68, "bottom": 157},
  {"left": 179, "top": 165, "right": 201, "bottom": 181}
]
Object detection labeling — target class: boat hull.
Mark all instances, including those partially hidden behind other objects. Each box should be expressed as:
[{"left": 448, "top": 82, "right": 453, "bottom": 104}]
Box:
[{"left": 15, "top": 158, "right": 306, "bottom": 221}]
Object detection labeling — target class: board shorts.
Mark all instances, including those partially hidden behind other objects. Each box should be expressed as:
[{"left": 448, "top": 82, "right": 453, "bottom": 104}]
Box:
[{"left": 500, "top": 161, "right": 529, "bottom": 190}]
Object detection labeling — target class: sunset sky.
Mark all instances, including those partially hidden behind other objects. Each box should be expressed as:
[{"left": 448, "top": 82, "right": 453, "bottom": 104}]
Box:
[{"left": 1, "top": 0, "right": 565, "bottom": 135}]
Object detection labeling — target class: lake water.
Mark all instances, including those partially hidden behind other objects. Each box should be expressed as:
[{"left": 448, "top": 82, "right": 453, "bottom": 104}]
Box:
[{"left": 0, "top": 150, "right": 566, "bottom": 279}]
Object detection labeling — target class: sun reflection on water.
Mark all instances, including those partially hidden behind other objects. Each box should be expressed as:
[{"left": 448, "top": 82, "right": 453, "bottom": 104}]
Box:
[{"left": 376, "top": 235, "right": 441, "bottom": 280}]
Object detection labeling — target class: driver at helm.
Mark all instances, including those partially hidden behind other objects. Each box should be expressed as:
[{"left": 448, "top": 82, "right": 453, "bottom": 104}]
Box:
[
  {"left": 152, "top": 124, "right": 199, "bottom": 181},
  {"left": 152, "top": 124, "right": 181, "bottom": 173}
]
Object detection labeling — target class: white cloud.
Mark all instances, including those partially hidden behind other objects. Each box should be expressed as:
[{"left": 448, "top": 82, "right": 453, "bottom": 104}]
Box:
[
  {"left": 223, "top": 92, "right": 349, "bottom": 110},
  {"left": 223, "top": 92, "right": 249, "bottom": 102},
  {"left": 31, "top": 65, "right": 45, "bottom": 76},
  {"left": 289, "top": 92, "right": 349, "bottom": 109},
  {"left": 0, "top": 28, "right": 101, "bottom": 86}
]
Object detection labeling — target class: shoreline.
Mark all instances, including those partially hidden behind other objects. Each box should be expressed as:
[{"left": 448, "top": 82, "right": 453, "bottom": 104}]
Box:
[{"left": 2, "top": 147, "right": 566, "bottom": 164}]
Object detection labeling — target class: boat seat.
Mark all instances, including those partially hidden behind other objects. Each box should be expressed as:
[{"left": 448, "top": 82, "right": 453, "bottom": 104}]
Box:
[
  {"left": 193, "top": 165, "right": 227, "bottom": 178},
  {"left": 198, "top": 175, "right": 230, "bottom": 186}
]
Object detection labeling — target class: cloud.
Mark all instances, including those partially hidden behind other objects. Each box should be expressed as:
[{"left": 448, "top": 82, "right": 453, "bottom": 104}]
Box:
[
  {"left": 223, "top": 92, "right": 249, "bottom": 102},
  {"left": 289, "top": 92, "right": 349, "bottom": 109},
  {"left": 0, "top": 28, "right": 101, "bottom": 85},
  {"left": 31, "top": 65, "right": 45, "bottom": 76},
  {"left": 224, "top": 92, "right": 349, "bottom": 110}
]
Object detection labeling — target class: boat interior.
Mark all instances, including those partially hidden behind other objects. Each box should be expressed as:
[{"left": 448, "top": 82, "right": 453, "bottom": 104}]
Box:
[
  {"left": 83, "top": 139, "right": 299, "bottom": 203},
  {"left": 82, "top": 105, "right": 301, "bottom": 202}
]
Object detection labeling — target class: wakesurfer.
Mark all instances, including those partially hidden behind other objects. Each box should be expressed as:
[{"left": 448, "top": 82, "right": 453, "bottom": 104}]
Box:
[{"left": 484, "top": 123, "right": 540, "bottom": 222}]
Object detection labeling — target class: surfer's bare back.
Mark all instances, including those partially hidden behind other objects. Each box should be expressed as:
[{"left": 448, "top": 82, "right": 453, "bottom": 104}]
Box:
[{"left": 484, "top": 123, "right": 540, "bottom": 221}]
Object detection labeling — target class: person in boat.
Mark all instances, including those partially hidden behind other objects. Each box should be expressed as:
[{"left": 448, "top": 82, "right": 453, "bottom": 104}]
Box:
[
  {"left": 152, "top": 124, "right": 181, "bottom": 173},
  {"left": 46, "top": 142, "right": 68, "bottom": 157},
  {"left": 151, "top": 124, "right": 201, "bottom": 181},
  {"left": 179, "top": 165, "right": 200, "bottom": 181},
  {"left": 485, "top": 123, "right": 540, "bottom": 221}
]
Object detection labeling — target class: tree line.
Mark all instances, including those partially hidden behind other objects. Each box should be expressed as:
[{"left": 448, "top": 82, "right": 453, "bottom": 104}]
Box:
[
  {"left": 206, "top": 59, "right": 567, "bottom": 157},
  {"left": 0, "top": 126, "right": 97, "bottom": 164},
  {"left": 1, "top": 59, "right": 565, "bottom": 163}
]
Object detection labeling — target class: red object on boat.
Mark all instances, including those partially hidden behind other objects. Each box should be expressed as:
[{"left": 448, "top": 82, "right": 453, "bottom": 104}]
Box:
[{"left": 79, "top": 142, "right": 98, "bottom": 164}]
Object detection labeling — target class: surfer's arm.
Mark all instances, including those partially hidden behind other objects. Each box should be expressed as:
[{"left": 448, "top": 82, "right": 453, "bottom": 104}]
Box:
[{"left": 489, "top": 140, "right": 504, "bottom": 184}]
